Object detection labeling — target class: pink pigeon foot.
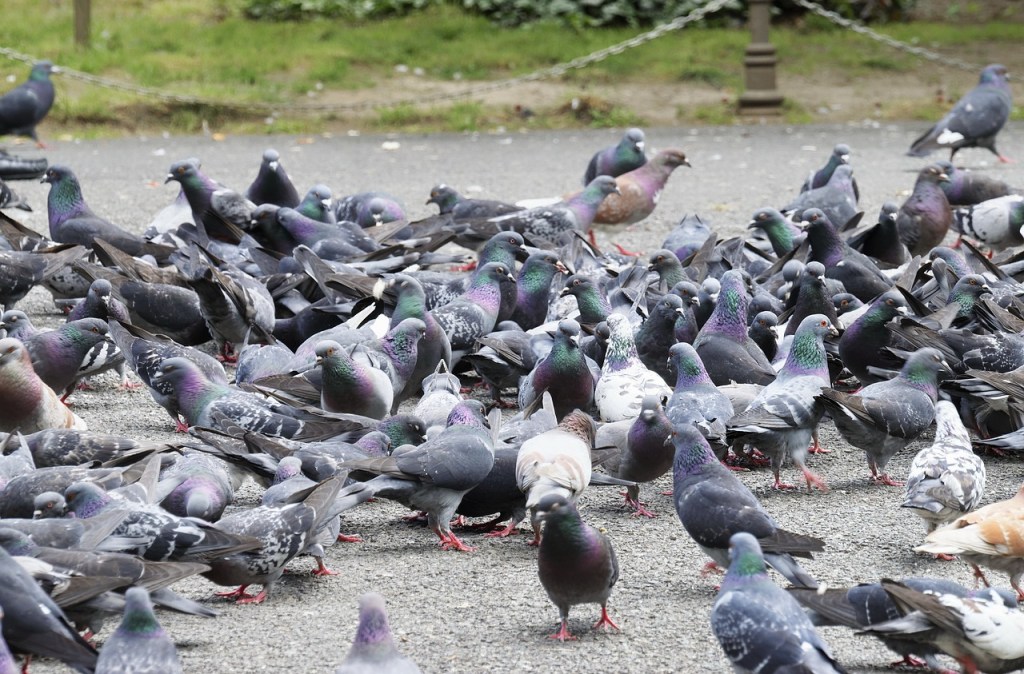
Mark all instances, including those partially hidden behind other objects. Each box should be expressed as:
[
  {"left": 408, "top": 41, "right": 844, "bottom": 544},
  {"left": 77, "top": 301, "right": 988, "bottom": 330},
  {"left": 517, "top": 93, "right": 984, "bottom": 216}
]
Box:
[
  {"left": 311, "top": 558, "right": 338, "bottom": 576},
  {"left": 484, "top": 521, "right": 521, "bottom": 538},
  {"left": 336, "top": 533, "right": 362, "bottom": 543},
  {"left": 438, "top": 531, "right": 476, "bottom": 552},
  {"left": 592, "top": 606, "right": 620, "bottom": 631},
  {"left": 548, "top": 620, "right": 577, "bottom": 642}
]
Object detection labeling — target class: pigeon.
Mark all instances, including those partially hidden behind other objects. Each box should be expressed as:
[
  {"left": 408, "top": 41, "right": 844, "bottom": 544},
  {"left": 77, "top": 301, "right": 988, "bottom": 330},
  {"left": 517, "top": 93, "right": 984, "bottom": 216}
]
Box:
[
  {"left": 671, "top": 423, "right": 823, "bottom": 587},
  {"left": 864, "top": 580, "right": 1024, "bottom": 674},
  {"left": 591, "top": 148, "right": 690, "bottom": 226},
  {"left": 663, "top": 212, "right": 713, "bottom": 261},
  {"left": 334, "top": 191, "right": 405, "bottom": 228},
  {"left": 836, "top": 290, "right": 908, "bottom": 385},
  {"left": 425, "top": 184, "right": 521, "bottom": 220},
  {"left": 782, "top": 261, "right": 841, "bottom": 337},
  {"left": 42, "top": 165, "right": 172, "bottom": 261},
  {"left": 953, "top": 194, "right": 1024, "bottom": 253},
  {"left": 0, "top": 178, "right": 31, "bottom": 212},
  {"left": 908, "top": 63, "right": 1013, "bottom": 162},
  {"left": 517, "top": 319, "right": 596, "bottom": 421},
  {"left": 0, "top": 61, "right": 57, "bottom": 146},
  {"left": 509, "top": 251, "right": 568, "bottom": 330},
  {"left": 333, "top": 592, "right": 422, "bottom": 674},
  {"left": 412, "top": 364, "right": 462, "bottom": 434},
  {"left": 935, "top": 159, "right": 1016, "bottom": 206},
  {"left": 294, "top": 184, "right": 336, "bottom": 224},
  {"left": 557, "top": 274, "right": 615, "bottom": 325},
  {"left": 818, "top": 348, "right": 946, "bottom": 487},
  {"left": 315, "top": 339, "right": 395, "bottom": 420},
  {"left": 337, "top": 401, "right": 496, "bottom": 552},
  {"left": 22, "top": 317, "right": 115, "bottom": 398},
  {"left": 902, "top": 400, "right": 986, "bottom": 534},
  {"left": 0, "top": 545, "right": 98, "bottom": 673},
  {"left": 666, "top": 342, "right": 734, "bottom": 453},
  {"left": 165, "top": 160, "right": 254, "bottom": 243},
  {"left": 747, "top": 310, "right": 778, "bottom": 363},
  {"left": 693, "top": 270, "right": 776, "bottom": 386},
  {"left": 647, "top": 248, "right": 687, "bottom": 290},
  {"left": 784, "top": 164, "right": 858, "bottom": 228},
  {"left": 534, "top": 493, "right": 619, "bottom": 642},
  {"left": 0, "top": 337, "right": 85, "bottom": 433},
  {"left": 596, "top": 394, "right": 673, "bottom": 517},
  {"left": 710, "top": 533, "right": 844, "bottom": 673},
  {"left": 158, "top": 452, "right": 235, "bottom": 522},
  {"left": 801, "top": 143, "right": 855, "bottom": 194},
  {"left": 431, "top": 262, "right": 516, "bottom": 362},
  {"left": 515, "top": 410, "right": 596, "bottom": 544},
  {"left": 802, "top": 209, "right": 892, "bottom": 303},
  {"left": 747, "top": 207, "right": 803, "bottom": 257},
  {"left": 634, "top": 293, "right": 684, "bottom": 381},
  {"left": 94, "top": 586, "right": 182, "bottom": 674},
  {"left": 594, "top": 313, "right": 671, "bottom": 422},
  {"left": 582, "top": 127, "right": 646, "bottom": 185},
  {"left": 186, "top": 259, "right": 275, "bottom": 362},
  {"left": 897, "top": 163, "right": 953, "bottom": 256},
  {"left": 915, "top": 483, "right": 1024, "bottom": 600},
  {"left": 0, "top": 246, "right": 86, "bottom": 312},
  {"left": 845, "top": 201, "right": 910, "bottom": 267},
  {"left": 727, "top": 314, "right": 837, "bottom": 491},
  {"left": 483, "top": 175, "right": 619, "bottom": 244},
  {"left": 789, "top": 577, "right": 984, "bottom": 671},
  {"left": 202, "top": 476, "right": 343, "bottom": 604},
  {"left": 245, "top": 148, "right": 299, "bottom": 208},
  {"left": 107, "top": 320, "right": 228, "bottom": 431}
]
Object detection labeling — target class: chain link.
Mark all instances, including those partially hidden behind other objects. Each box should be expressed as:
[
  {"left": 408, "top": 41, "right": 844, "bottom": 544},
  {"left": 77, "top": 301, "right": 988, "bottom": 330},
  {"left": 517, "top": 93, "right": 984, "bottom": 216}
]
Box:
[
  {"left": 793, "top": 0, "right": 982, "bottom": 73},
  {"left": 0, "top": 0, "right": 734, "bottom": 114}
]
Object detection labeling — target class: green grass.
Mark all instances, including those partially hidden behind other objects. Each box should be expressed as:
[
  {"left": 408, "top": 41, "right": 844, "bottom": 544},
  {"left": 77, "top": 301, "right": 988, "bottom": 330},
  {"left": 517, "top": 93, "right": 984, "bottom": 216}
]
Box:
[{"left": 0, "top": 1, "right": 1019, "bottom": 135}]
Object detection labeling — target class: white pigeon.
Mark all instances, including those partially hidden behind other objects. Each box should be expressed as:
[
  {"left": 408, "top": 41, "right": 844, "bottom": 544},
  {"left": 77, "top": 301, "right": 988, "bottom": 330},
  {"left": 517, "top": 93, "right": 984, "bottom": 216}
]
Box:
[
  {"left": 594, "top": 313, "right": 670, "bottom": 422},
  {"left": 902, "top": 400, "right": 986, "bottom": 535},
  {"left": 953, "top": 193, "right": 1024, "bottom": 252},
  {"left": 514, "top": 409, "right": 595, "bottom": 545}
]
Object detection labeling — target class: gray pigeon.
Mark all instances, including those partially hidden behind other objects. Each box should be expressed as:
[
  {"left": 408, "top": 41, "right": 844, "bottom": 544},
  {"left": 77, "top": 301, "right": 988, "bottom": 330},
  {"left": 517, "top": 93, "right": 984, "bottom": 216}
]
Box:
[
  {"left": 582, "top": 127, "right": 646, "bottom": 185},
  {"left": 94, "top": 586, "right": 182, "bottom": 674},
  {"left": 908, "top": 64, "right": 1013, "bottom": 162},
  {"left": 784, "top": 164, "right": 858, "bottom": 228},
  {"left": 818, "top": 348, "right": 946, "bottom": 487},
  {"left": 902, "top": 400, "right": 986, "bottom": 535},
  {"left": 672, "top": 423, "right": 822, "bottom": 588},
  {"left": 534, "top": 493, "right": 619, "bottom": 642},
  {"left": 710, "top": 533, "right": 846, "bottom": 673},
  {"left": 897, "top": 163, "right": 953, "bottom": 257},
  {"left": 245, "top": 148, "right": 300, "bottom": 208},
  {"left": 334, "top": 593, "right": 422, "bottom": 674},
  {"left": 0, "top": 61, "right": 57, "bottom": 146},
  {"left": 953, "top": 194, "right": 1024, "bottom": 253},
  {"left": 185, "top": 255, "right": 275, "bottom": 362}
]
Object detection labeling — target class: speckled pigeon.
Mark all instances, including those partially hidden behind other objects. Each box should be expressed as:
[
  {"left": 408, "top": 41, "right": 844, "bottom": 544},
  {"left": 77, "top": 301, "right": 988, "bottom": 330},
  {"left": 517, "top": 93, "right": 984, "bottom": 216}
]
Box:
[
  {"left": 897, "top": 164, "right": 953, "bottom": 256},
  {"left": 483, "top": 175, "right": 619, "bottom": 245},
  {"left": 246, "top": 148, "right": 299, "bottom": 208},
  {"left": 94, "top": 586, "right": 182, "bottom": 674},
  {"left": 693, "top": 270, "right": 776, "bottom": 386},
  {"left": 727, "top": 314, "right": 837, "bottom": 491},
  {"left": 953, "top": 194, "right": 1024, "bottom": 253},
  {"left": 836, "top": 290, "right": 907, "bottom": 385},
  {"left": 590, "top": 148, "right": 689, "bottom": 226},
  {"left": 903, "top": 400, "right": 986, "bottom": 535},
  {"left": 0, "top": 545, "right": 98, "bottom": 673},
  {"left": 908, "top": 63, "right": 1013, "bottom": 162},
  {"left": 711, "top": 533, "right": 844, "bottom": 673},
  {"left": 672, "top": 424, "right": 823, "bottom": 586},
  {"left": 0, "top": 338, "right": 85, "bottom": 433},
  {"left": 337, "top": 401, "right": 496, "bottom": 552},
  {"left": 431, "top": 262, "right": 515, "bottom": 363},
  {"left": 42, "top": 165, "right": 173, "bottom": 261},
  {"left": 818, "top": 347, "right": 946, "bottom": 486},
  {"left": 202, "top": 476, "right": 343, "bottom": 604},
  {"left": 0, "top": 61, "right": 57, "bottom": 146},
  {"left": 534, "top": 493, "right": 619, "bottom": 642},
  {"left": 0, "top": 245, "right": 85, "bottom": 312},
  {"left": 595, "top": 314, "right": 670, "bottom": 422},
  {"left": 666, "top": 342, "right": 734, "bottom": 454},
  {"left": 582, "top": 127, "right": 646, "bottom": 185},
  {"left": 334, "top": 592, "right": 422, "bottom": 674}
]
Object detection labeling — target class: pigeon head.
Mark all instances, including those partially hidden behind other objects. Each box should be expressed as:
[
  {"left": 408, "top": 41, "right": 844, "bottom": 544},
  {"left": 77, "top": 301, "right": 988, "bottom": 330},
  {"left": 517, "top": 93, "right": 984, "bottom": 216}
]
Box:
[
  {"left": 0, "top": 527, "right": 39, "bottom": 557},
  {"left": 654, "top": 148, "right": 691, "bottom": 170},
  {"left": 445, "top": 400, "right": 488, "bottom": 429},
  {"left": 354, "top": 431, "right": 392, "bottom": 457},
  {"left": 314, "top": 340, "right": 345, "bottom": 365},
  {"left": 647, "top": 248, "right": 683, "bottom": 275},
  {"left": 948, "top": 274, "right": 990, "bottom": 304},
  {"left": 165, "top": 160, "right": 202, "bottom": 186},
  {"left": 833, "top": 143, "right": 851, "bottom": 163},
  {"left": 583, "top": 175, "right": 620, "bottom": 199},
  {"left": 832, "top": 293, "right": 862, "bottom": 316},
  {"left": 979, "top": 63, "right": 1009, "bottom": 87},
  {"left": 151, "top": 356, "right": 206, "bottom": 393},
  {"left": 472, "top": 262, "right": 516, "bottom": 288},
  {"left": 520, "top": 251, "right": 568, "bottom": 285},
  {"left": 928, "top": 247, "right": 972, "bottom": 277},
  {"left": 30, "top": 60, "right": 58, "bottom": 80},
  {"left": 426, "top": 184, "right": 460, "bottom": 212},
  {"left": 725, "top": 532, "right": 768, "bottom": 578},
  {"left": 861, "top": 290, "right": 907, "bottom": 326},
  {"left": 747, "top": 207, "right": 787, "bottom": 231},
  {"left": 670, "top": 422, "right": 717, "bottom": 477},
  {"left": 668, "top": 342, "right": 712, "bottom": 387},
  {"left": 750, "top": 310, "right": 778, "bottom": 334},
  {"left": 634, "top": 394, "right": 665, "bottom": 426},
  {"left": 350, "top": 592, "right": 398, "bottom": 650},
  {"left": 800, "top": 208, "right": 834, "bottom": 230},
  {"left": 558, "top": 409, "right": 597, "bottom": 447},
  {"left": 117, "top": 587, "right": 165, "bottom": 637},
  {"left": 897, "top": 347, "right": 949, "bottom": 396},
  {"left": 273, "top": 457, "right": 303, "bottom": 485},
  {"left": 877, "top": 201, "right": 899, "bottom": 223},
  {"left": 261, "top": 148, "right": 280, "bottom": 169},
  {"left": 652, "top": 293, "right": 684, "bottom": 323},
  {"left": 298, "top": 185, "right": 333, "bottom": 219},
  {"left": 625, "top": 127, "right": 645, "bottom": 150},
  {"left": 532, "top": 493, "right": 574, "bottom": 523},
  {"left": 63, "top": 481, "right": 112, "bottom": 518},
  {"left": 783, "top": 314, "right": 837, "bottom": 377},
  {"left": 670, "top": 281, "right": 701, "bottom": 307},
  {"left": 0, "top": 311, "right": 33, "bottom": 339},
  {"left": 917, "top": 164, "right": 950, "bottom": 186},
  {"left": 88, "top": 278, "right": 114, "bottom": 304},
  {"left": 0, "top": 337, "right": 30, "bottom": 369},
  {"left": 480, "top": 231, "right": 527, "bottom": 266},
  {"left": 40, "top": 164, "right": 76, "bottom": 186},
  {"left": 32, "top": 491, "right": 66, "bottom": 519},
  {"left": 377, "top": 414, "right": 426, "bottom": 446}
]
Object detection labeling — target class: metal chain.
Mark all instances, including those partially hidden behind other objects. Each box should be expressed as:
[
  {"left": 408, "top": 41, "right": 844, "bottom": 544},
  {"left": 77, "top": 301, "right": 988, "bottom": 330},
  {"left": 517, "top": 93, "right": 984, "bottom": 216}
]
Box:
[
  {"left": 793, "top": 0, "right": 982, "bottom": 73},
  {"left": 0, "top": 0, "right": 734, "bottom": 114}
]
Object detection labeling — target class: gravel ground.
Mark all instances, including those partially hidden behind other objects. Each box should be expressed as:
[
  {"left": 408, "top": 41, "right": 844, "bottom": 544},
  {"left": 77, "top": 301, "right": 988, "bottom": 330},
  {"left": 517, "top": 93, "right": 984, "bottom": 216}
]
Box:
[{"left": 6, "top": 121, "right": 1024, "bottom": 673}]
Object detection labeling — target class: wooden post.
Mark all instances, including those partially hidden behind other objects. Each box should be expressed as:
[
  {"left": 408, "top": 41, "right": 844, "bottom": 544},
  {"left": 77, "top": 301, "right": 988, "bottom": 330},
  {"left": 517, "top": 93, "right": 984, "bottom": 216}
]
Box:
[
  {"left": 74, "top": 0, "right": 91, "bottom": 48},
  {"left": 738, "top": 0, "right": 783, "bottom": 114}
]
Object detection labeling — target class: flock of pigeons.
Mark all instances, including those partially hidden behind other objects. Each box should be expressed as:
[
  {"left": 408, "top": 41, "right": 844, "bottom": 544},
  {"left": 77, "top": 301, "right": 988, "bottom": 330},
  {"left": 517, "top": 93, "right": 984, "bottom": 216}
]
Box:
[{"left": 0, "top": 57, "right": 1022, "bottom": 673}]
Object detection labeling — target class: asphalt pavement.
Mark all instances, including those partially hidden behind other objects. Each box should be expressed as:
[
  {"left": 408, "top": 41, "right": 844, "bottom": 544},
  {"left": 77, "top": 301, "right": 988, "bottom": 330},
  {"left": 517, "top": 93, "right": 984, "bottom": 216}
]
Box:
[{"left": 7, "top": 121, "right": 1024, "bottom": 673}]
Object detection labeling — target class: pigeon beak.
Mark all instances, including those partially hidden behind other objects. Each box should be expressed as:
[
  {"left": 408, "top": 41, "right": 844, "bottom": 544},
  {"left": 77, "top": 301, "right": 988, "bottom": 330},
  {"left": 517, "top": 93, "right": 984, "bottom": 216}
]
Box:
[
  {"left": 981, "top": 284, "right": 991, "bottom": 293},
  {"left": 315, "top": 356, "right": 324, "bottom": 367},
  {"left": 513, "top": 246, "right": 530, "bottom": 263},
  {"left": 611, "top": 185, "right": 621, "bottom": 195},
  {"left": 746, "top": 221, "right": 758, "bottom": 229},
  {"left": 840, "top": 154, "right": 850, "bottom": 163},
  {"left": 828, "top": 324, "right": 839, "bottom": 337},
  {"left": 506, "top": 272, "right": 516, "bottom": 283},
  {"left": 268, "top": 161, "right": 279, "bottom": 171},
  {"left": 636, "top": 141, "right": 645, "bottom": 153},
  {"left": 646, "top": 263, "right": 657, "bottom": 272},
  {"left": 558, "top": 287, "right": 571, "bottom": 298},
  {"left": 682, "top": 158, "right": 691, "bottom": 167},
  {"left": 937, "top": 172, "right": 950, "bottom": 183},
  {"left": 554, "top": 260, "right": 569, "bottom": 274},
  {"left": 164, "top": 173, "right": 175, "bottom": 184},
  {"left": 895, "top": 305, "right": 909, "bottom": 316},
  {"left": 321, "top": 198, "right": 332, "bottom": 209},
  {"left": 674, "top": 307, "right": 687, "bottom": 318}
]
